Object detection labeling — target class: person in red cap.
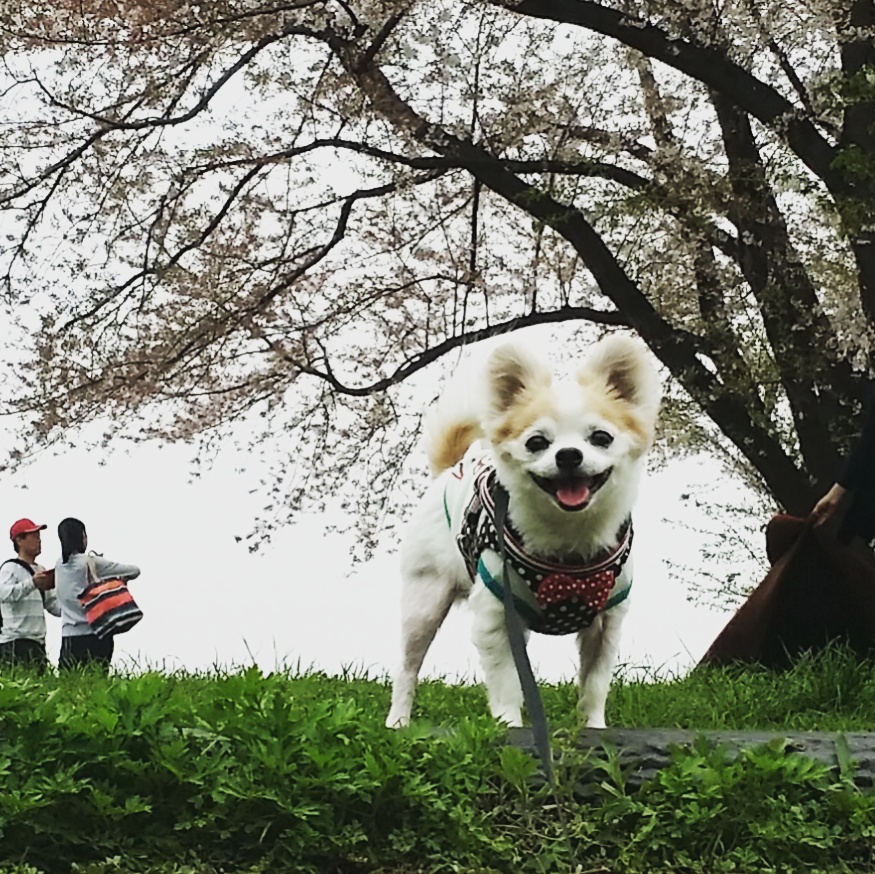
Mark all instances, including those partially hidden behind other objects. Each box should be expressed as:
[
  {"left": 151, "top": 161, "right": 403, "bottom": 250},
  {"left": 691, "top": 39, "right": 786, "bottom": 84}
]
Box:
[{"left": 0, "top": 518, "right": 61, "bottom": 670}]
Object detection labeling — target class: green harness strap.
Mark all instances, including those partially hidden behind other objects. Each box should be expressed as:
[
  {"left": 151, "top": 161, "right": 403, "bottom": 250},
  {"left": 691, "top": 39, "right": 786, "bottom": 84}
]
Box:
[{"left": 445, "top": 482, "right": 632, "bottom": 613}]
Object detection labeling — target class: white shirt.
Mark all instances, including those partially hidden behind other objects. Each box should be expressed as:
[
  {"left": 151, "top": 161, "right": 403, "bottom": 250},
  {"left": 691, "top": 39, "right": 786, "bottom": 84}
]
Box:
[{"left": 0, "top": 558, "right": 61, "bottom": 645}]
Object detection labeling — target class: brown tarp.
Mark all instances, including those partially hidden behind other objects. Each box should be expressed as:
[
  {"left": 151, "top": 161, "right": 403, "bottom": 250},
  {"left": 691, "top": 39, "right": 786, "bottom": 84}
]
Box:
[{"left": 699, "top": 515, "right": 875, "bottom": 669}]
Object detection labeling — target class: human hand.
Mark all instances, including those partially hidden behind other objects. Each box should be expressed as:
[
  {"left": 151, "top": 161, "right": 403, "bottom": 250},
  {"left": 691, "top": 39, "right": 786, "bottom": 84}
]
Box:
[
  {"left": 32, "top": 569, "right": 55, "bottom": 591},
  {"left": 809, "top": 483, "right": 850, "bottom": 532}
]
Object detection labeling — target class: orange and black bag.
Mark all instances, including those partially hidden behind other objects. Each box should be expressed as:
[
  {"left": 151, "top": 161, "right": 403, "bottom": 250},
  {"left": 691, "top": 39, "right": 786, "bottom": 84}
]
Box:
[{"left": 78, "top": 556, "right": 143, "bottom": 640}]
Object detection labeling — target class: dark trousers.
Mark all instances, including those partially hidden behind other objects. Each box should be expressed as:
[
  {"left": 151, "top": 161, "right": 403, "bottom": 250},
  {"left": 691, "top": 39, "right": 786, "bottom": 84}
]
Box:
[
  {"left": 0, "top": 638, "right": 49, "bottom": 671},
  {"left": 59, "top": 634, "right": 114, "bottom": 672}
]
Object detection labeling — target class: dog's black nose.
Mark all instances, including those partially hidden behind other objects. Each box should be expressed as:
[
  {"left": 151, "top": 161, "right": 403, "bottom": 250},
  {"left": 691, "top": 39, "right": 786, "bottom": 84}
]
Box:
[{"left": 555, "top": 447, "right": 583, "bottom": 470}]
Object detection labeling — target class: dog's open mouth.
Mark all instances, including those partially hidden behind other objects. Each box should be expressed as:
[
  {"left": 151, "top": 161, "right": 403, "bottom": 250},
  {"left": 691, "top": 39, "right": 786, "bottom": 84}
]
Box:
[{"left": 530, "top": 469, "right": 612, "bottom": 511}]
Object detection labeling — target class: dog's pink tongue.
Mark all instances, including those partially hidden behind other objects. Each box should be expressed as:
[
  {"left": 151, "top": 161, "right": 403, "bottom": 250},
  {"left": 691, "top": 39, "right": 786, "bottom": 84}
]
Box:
[{"left": 556, "top": 480, "right": 591, "bottom": 509}]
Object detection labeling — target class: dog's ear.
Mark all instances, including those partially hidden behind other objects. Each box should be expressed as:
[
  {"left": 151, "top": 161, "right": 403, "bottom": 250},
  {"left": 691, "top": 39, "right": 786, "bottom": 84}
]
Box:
[
  {"left": 487, "top": 343, "right": 552, "bottom": 417},
  {"left": 578, "top": 334, "right": 661, "bottom": 420}
]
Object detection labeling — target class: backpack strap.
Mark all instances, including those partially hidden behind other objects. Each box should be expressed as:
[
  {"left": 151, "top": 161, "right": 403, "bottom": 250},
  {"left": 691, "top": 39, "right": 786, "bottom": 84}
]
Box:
[{"left": 2, "top": 558, "right": 35, "bottom": 576}]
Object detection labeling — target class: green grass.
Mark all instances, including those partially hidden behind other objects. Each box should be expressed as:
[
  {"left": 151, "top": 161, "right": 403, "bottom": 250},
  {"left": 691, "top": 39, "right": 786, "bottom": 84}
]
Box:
[
  {"left": 608, "top": 646, "right": 875, "bottom": 731},
  {"left": 1, "top": 647, "right": 875, "bottom": 874}
]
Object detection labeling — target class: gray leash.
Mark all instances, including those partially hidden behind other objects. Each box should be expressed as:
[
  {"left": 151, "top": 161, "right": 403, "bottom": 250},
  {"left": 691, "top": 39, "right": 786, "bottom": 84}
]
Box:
[
  {"left": 493, "top": 485, "right": 554, "bottom": 784},
  {"left": 492, "top": 487, "right": 582, "bottom": 870}
]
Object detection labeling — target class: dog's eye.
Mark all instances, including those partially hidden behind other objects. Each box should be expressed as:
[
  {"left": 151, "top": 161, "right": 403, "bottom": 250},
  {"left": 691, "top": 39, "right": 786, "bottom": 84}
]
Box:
[
  {"left": 525, "top": 434, "right": 551, "bottom": 453},
  {"left": 590, "top": 429, "right": 614, "bottom": 448}
]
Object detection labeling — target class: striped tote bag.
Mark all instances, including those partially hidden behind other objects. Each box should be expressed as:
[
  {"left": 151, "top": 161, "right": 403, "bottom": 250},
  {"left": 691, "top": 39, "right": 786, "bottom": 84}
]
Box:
[{"left": 78, "top": 556, "right": 143, "bottom": 639}]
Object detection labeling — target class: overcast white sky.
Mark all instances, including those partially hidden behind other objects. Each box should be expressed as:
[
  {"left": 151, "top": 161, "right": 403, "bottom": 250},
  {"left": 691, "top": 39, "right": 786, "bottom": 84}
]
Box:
[
  {"left": 2, "top": 421, "right": 755, "bottom": 684},
  {"left": 0, "top": 47, "right": 767, "bottom": 687}
]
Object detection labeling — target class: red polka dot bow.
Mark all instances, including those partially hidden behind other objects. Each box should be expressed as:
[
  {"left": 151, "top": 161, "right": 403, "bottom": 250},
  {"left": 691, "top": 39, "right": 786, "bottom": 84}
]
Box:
[{"left": 536, "top": 571, "right": 616, "bottom": 612}]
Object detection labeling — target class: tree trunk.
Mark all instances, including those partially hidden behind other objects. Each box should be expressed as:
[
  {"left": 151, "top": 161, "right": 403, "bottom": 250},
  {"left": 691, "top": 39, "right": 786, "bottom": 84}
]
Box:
[{"left": 507, "top": 726, "right": 875, "bottom": 794}]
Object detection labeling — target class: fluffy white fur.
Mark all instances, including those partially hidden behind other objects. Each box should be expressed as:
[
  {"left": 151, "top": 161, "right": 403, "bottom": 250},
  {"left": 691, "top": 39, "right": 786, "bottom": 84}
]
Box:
[{"left": 386, "top": 334, "right": 662, "bottom": 729}]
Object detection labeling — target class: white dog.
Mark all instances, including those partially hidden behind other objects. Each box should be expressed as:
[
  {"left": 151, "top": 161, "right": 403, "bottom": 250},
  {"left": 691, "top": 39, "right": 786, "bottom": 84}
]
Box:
[{"left": 386, "top": 334, "right": 661, "bottom": 729}]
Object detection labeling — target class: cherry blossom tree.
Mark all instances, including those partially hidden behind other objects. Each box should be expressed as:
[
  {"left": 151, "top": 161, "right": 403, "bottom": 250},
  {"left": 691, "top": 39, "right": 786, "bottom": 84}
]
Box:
[{"left": 1, "top": 0, "right": 873, "bottom": 549}]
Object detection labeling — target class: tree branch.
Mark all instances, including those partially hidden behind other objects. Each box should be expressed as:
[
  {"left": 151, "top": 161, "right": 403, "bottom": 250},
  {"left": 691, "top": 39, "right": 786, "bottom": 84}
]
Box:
[
  {"left": 291, "top": 304, "right": 630, "bottom": 394},
  {"left": 741, "top": 0, "right": 834, "bottom": 135},
  {"left": 631, "top": 53, "right": 765, "bottom": 423},
  {"left": 193, "top": 135, "right": 651, "bottom": 186},
  {"left": 497, "top": 0, "right": 875, "bottom": 349},
  {"left": 149, "top": 171, "right": 446, "bottom": 375},
  {"left": 555, "top": 123, "right": 654, "bottom": 162},
  {"left": 327, "top": 26, "right": 817, "bottom": 512},
  {"left": 493, "top": 0, "right": 840, "bottom": 189},
  {"left": 356, "top": 10, "right": 406, "bottom": 70},
  {"left": 712, "top": 89, "right": 863, "bottom": 480},
  {"left": 1, "top": 1, "right": 325, "bottom": 45},
  {"left": 837, "top": 0, "right": 875, "bottom": 324},
  {"left": 33, "top": 20, "right": 319, "bottom": 132}
]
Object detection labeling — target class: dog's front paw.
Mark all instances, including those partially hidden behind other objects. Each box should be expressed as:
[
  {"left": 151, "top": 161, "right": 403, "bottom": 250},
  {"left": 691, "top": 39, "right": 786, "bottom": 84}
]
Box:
[
  {"left": 492, "top": 707, "right": 523, "bottom": 728},
  {"left": 385, "top": 712, "right": 411, "bottom": 730},
  {"left": 580, "top": 711, "right": 606, "bottom": 729}
]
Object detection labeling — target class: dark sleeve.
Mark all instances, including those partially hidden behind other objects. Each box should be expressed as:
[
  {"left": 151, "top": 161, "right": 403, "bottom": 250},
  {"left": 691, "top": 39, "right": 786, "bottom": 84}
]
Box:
[{"left": 838, "top": 387, "right": 875, "bottom": 490}]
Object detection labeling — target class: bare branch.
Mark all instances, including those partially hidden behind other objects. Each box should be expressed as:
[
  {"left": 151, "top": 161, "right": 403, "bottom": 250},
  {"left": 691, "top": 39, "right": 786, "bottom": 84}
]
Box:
[
  {"left": 492, "top": 0, "right": 840, "bottom": 187},
  {"left": 32, "top": 21, "right": 321, "bottom": 132},
  {"left": 292, "top": 304, "right": 632, "bottom": 395}
]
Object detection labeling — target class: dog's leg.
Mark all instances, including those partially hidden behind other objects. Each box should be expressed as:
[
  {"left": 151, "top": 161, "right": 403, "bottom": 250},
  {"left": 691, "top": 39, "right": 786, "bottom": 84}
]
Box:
[
  {"left": 386, "top": 567, "right": 456, "bottom": 728},
  {"left": 576, "top": 602, "right": 628, "bottom": 728},
  {"left": 469, "top": 583, "right": 525, "bottom": 726}
]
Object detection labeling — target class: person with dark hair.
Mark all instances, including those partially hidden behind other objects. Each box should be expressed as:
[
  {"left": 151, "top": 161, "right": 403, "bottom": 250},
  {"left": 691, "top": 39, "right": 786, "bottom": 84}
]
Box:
[
  {"left": 54, "top": 517, "right": 140, "bottom": 672},
  {"left": 0, "top": 518, "right": 61, "bottom": 670}
]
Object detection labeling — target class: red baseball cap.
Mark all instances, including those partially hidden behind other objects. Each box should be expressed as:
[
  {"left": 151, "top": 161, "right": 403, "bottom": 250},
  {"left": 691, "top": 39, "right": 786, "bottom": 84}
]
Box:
[{"left": 9, "top": 518, "right": 47, "bottom": 541}]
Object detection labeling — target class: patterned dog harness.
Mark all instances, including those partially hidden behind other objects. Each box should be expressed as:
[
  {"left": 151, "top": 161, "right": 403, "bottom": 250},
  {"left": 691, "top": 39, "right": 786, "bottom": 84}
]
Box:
[{"left": 449, "top": 464, "right": 633, "bottom": 636}]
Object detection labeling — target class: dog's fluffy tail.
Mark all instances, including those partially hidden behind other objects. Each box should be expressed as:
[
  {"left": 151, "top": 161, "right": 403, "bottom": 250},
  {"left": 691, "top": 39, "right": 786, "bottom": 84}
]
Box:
[{"left": 423, "top": 377, "right": 484, "bottom": 476}]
